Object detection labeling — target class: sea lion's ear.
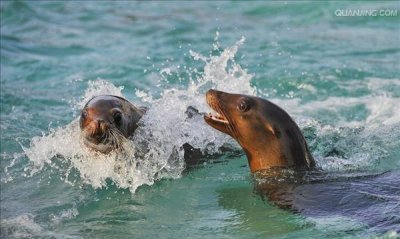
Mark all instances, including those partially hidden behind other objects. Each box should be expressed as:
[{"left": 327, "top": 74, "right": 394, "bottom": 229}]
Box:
[
  {"left": 264, "top": 123, "right": 280, "bottom": 138},
  {"left": 139, "top": 106, "right": 148, "bottom": 115},
  {"left": 264, "top": 123, "right": 275, "bottom": 135}
]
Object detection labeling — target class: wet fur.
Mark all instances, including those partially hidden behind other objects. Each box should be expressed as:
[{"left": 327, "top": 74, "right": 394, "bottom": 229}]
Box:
[{"left": 204, "top": 89, "right": 315, "bottom": 172}]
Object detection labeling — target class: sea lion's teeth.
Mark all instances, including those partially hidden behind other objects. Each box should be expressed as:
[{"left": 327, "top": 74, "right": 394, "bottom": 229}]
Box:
[{"left": 205, "top": 110, "right": 228, "bottom": 123}]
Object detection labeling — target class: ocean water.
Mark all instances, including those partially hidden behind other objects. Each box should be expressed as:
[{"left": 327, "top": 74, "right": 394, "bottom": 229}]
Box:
[{"left": 1, "top": 1, "right": 400, "bottom": 238}]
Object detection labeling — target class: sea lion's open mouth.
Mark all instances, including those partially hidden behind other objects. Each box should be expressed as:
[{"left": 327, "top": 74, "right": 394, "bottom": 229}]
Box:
[
  {"left": 204, "top": 90, "right": 229, "bottom": 124},
  {"left": 204, "top": 111, "right": 228, "bottom": 124},
  {"left": 204, "top": 90, "right": 231, "bottom": 135}
]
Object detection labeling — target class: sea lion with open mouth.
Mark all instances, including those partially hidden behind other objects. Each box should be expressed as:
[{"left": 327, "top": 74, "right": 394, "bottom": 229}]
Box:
[
  {"left": 204, "top": 90, "right": 400, "bottom": 232},
  {"left": 204, "top": 89, "right": 315, "bottom": 172},
  {"left": 80, "top": 95, "right": 146, "bottom": 154},
  {"left": 203, "top": 88, "right": 317, "bottom": 208}
]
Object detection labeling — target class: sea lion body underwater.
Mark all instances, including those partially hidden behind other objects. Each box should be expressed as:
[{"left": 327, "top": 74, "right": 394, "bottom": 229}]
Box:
[{"left": 204, "top": 89, "right": 315, "bottom": 172}]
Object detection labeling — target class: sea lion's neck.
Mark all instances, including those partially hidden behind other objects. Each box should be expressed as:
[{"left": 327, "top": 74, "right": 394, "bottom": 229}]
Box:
[{"left": 243, "top": 138, "right": 288, "bottom": 173}]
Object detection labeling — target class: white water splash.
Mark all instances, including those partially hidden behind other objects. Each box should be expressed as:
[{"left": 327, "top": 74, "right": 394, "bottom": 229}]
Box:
[
  {"left": 272, "top": 80, "right": 400, "bottom": 171},
  {"left": 70, "top": 80, "right": 125, "bottom": 113},
  {"left": 23, "top": 38, "right": 252, "bottom": 192},
  {"left": 21, "top": 37, "right": 400, "bottom": 192},
  {"left": 0, "top": 213, "right": 77, "bottom": 239},
  {"left": 50, "top": 207, "right": 79, "bottom": 225},
  {"left": 0, "top": 214, "right": 44, "bottom": 239}
]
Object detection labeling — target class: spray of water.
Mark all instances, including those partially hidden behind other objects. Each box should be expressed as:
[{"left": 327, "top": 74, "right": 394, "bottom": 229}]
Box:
[
  {"left": 23, "top": 37, "right": 254, "bottom": 192},
  {"left": 20, "top": 36, "right": 400, "bottom": 193}
]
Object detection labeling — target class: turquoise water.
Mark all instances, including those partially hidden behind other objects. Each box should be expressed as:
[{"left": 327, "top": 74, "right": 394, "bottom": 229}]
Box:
[{"left": 1, "top": 1, "right": 400, "bottom": 238}]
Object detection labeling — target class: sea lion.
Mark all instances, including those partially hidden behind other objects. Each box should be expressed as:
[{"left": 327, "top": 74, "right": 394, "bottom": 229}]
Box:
[
  {"left": 79, "top": 95, "right": 241, "bottom": 165},
  {"left": 204, "top": 89, "right": 315, "bottom": 173},
  {"left": 80, "top": 95, "right": 146, "bottom": 153},
  {"left": 204, "top": 90, "right": 400, "bottom": 232}
]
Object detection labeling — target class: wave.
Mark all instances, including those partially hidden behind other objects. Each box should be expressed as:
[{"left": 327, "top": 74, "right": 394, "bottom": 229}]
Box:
[
  {"left": 0, "top": 213, "right": 78, "bottom": 239},
  {"left": 13, "top": 36, "right": 400, "bottom": 193},
  {"left": 21, "top": 37, "right": 251, "bottom": 192}
]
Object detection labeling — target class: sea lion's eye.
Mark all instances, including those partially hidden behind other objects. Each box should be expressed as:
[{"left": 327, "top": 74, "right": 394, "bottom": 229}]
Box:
[
  {"left": 113, "top": 111, "right": 122, "bottom": 125},
  {"left": 81, "top": 110, "right": 88, "bottom": 119},
  {"left": 238, "top": 100, "right": 249, "bottom": 112}
]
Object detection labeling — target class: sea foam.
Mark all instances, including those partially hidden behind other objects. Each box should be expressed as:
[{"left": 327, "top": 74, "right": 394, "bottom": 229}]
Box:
[
  {"left": 23, "top": 37, "right": 252, "bottom": 192},
  {"left": 20, "top": 37, "right": 400, "bottom": 192}
]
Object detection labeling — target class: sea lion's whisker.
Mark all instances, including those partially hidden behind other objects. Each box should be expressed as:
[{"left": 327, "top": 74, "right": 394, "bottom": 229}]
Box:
[
  {"left": 216, "top": 100, "right": 238, "bottom": 138},
  {"left": 105, "top": 130, "right": 112, "bottom": 144},
  {"left": 109, "top": 128, "right": 125, "bottom": 149}
]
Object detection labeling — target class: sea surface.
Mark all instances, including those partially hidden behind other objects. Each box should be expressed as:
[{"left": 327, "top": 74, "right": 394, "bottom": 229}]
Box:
[{"left": 1, "top": 1, "right": 400, "bottom": 238}]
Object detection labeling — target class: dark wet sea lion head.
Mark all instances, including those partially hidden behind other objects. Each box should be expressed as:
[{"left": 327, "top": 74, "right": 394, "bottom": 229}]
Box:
[
  {"left": 79, "top": 95, "right": 145, "bottom": 153},
  {"left": 204, "top": 89, "right": 315, "bottom": 172}
]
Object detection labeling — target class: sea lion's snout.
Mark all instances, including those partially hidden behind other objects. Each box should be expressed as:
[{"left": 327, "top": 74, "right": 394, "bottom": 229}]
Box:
[
  {"left": 81, "top": 114, "right": 110, "bottom": 145},
  {"left": 89, "top": 119, "right": 108, "bottom": 141},
  {"left": 80, "top": 108, "right": 121, "bottom": 153},
  {"left": 205, "top": 89, "right": 217, "bottom": 101},
  {"left": 204, "top": 89, "right": 256, "bottom": 138},
  {"left": 204, "top": 89, "right": 231, "bottom": 135}
]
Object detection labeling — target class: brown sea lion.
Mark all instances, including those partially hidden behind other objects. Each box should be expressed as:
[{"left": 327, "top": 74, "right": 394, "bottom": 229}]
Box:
[
  {"left": 204, "top": 90, "right": 400, "bottom": 233},
  {"left": 80, "top": 95, "right": 146, "bottom": 153},
  {"left": 79, "top": 95, "right": 240, "bottom": 166},
  {"left": 204, "top": 89, "right": 315, "bottom": 173}
]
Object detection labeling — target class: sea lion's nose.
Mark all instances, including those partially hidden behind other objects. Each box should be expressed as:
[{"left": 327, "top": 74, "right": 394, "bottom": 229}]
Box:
[
  {"left": 96, "top": 119, "right": 104, "bottom": 128},
  {"left": 206, "top": 89, "right": 216, "bottom": 97},
  {"left": 206, "top": 89, "right": 224, "bottom": 98},
  {"left": 91, "top": 119, "right": 107, "bottom": 142}
]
